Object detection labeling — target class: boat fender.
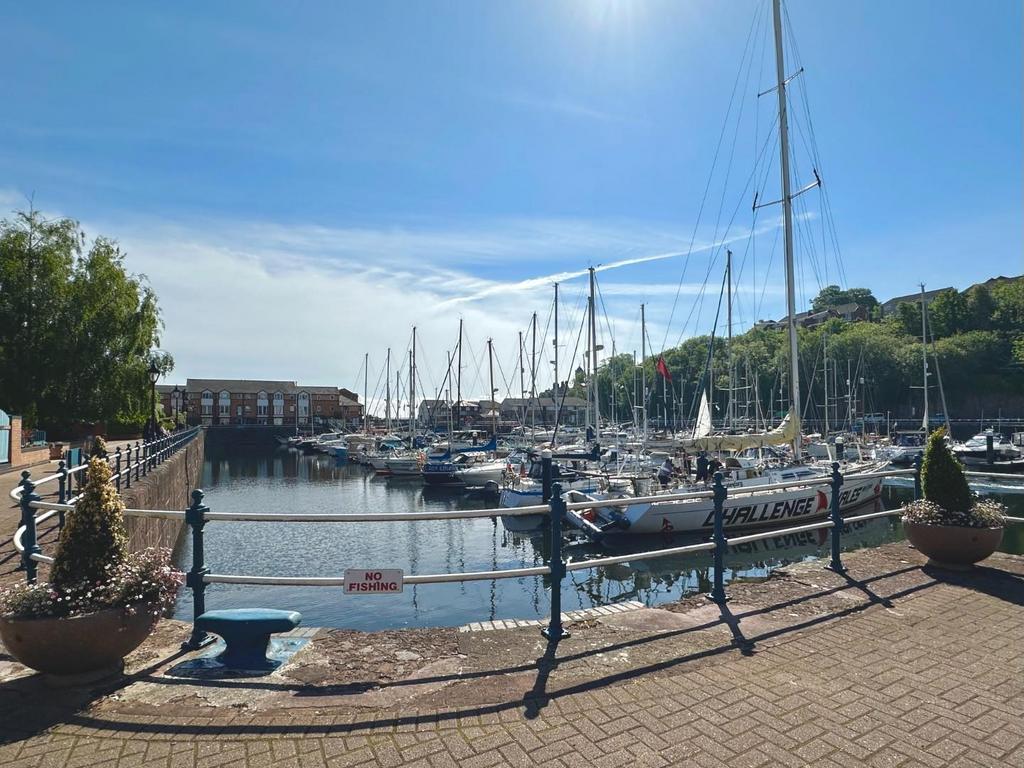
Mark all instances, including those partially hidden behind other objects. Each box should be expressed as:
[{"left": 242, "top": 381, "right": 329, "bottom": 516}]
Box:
[{"left": 581, "top": 509, "right": 597, "bottom": 523}]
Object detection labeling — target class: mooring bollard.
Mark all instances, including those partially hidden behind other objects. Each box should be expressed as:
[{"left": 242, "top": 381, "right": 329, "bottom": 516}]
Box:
[
  {"left": 541, "top": 449, "right": 553, "bottom": 503},
  {"left": 183, "top": 489, "right": 212, "bottom": 650},
  {"left": 543, "top": 482, "right": 570, "bottom": 641},
  {"left": 913, "top": 454, "right": 922, "bottom": 500},
  {"left": 828, "top": 462, "right": 845, "bottom": 573},
  {"left": 709, "top": 472, "right": 728, "bottom": 604},
  {"left": 18, "top": 472, "right": 41, "bottom": 584}
]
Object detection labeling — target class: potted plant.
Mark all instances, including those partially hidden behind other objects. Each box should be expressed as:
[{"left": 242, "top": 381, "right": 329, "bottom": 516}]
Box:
[
  {"left": 902, "top": 428, "right": 1006, "bottom": 569},
  {"left": 0, "top": 458, "right": 183, "bottom": 678}
]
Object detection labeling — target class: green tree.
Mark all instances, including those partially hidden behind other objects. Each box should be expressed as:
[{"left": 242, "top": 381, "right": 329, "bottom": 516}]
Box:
[
  {"left": 0, "top": 209, "right": 170, "bottom": 431},
  {"left": 965, "top": 284, "right": 995, "bottom": 331},
  {"left": 926, "top": 289, "right": 968, "bottom": 339},
  {"left": 811, "top": 285, "right": 878, "bottom": 312}
]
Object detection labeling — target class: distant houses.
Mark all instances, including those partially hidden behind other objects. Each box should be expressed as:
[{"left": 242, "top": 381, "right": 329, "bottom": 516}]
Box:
[{"left": 879, "top": 287, "right": 952, "bottom": 317}]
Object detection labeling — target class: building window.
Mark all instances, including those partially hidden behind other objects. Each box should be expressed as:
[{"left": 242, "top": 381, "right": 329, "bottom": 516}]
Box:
[
  {"left": 273, "top": 391, "right": 284, "bottom": 416},
  {"left": 298, "top": 392, "right": 309, "bottom": 422},
  {"left": 201, "top": 390, "right": 213, "bottom": 417},
  {"left": 219, "top": 390, "right": 230, "bottom": 417},
  {"left": 257, "top": 390, "right": 268, "bottom": 416}
]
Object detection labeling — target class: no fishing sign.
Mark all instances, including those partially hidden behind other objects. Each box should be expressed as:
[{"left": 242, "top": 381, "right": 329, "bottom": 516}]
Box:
[{"left": 344, "top": 569, "right": 404, "bottom": 594}]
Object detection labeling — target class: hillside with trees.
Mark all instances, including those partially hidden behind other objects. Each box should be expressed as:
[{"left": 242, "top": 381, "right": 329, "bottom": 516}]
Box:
[{"left": 595, "top": 277, "right": 1024, "bottom": 427}]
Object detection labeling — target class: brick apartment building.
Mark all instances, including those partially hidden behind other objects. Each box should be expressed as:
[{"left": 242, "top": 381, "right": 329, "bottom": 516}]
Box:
[{"left": 158, "top": 379, "right": 362, "bottom": 427}]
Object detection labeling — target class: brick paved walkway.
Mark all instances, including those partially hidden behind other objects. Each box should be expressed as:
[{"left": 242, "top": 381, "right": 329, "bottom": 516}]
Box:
[{"left": 1, "top": 544, "right": 1022, "bottom": 767}]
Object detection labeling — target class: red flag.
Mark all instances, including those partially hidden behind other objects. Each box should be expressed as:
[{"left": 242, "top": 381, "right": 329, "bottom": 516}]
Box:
[{"left": 656, "top": 356, "right": 672, "bottom": 382}]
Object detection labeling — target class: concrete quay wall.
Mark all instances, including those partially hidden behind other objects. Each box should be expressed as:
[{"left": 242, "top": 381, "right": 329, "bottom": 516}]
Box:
[{"left": 120, "top": 431, "right": 205, "bottom": 555}]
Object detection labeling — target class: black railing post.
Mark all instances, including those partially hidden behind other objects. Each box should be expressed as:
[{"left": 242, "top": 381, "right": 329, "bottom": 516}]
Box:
[
  {"left": 913, "top": 454, "right": 922, "bottom": 500},
  {"left": 57, "top": 460, "right": 67, "bottom": 527},
  {"left": 125, "top": 444, "right": 133, "bottom": 488},
  {"left": 828, "top": 462, "right": 845, "bottom": 573},
  {"left": 541, "top": 449, "right": 553, "bottom": 503},
  {"left": 183, "top": 489, "right": 212, "bottom": 650},
  {"left": 115, "top": 447, "right": 123, "bottom": 492},
  {"left": 708, "top": 472, "right": 729, "bottom": 604},
  {"left": 543, "top": 482, "right": 570, "bottom": 641},
  {"left": 134, "top": 441, "right": 141, "bottom": 482},
  {"left": 18, "top": 472, "right": 41, "bottom": 584}
]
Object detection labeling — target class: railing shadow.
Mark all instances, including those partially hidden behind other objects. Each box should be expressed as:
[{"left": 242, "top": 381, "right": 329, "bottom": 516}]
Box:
[{"left": 0, "top": 560, "right": 971, "bottom": 743}]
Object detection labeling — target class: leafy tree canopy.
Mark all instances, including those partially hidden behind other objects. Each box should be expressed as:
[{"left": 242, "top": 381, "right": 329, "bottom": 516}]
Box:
[
  {"left": 811, "top": 285, "right": 878, "bottom": 312},
  {"left": 0, "top": 208, "right": 171, "bottom": 431}
]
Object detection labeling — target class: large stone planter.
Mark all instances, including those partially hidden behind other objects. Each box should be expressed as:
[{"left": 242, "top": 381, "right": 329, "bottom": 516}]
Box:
[
  {"left": 0, "top": 603, "right": 159, "bottom": 676},
  {"left": 903, "top": 520, "right": 1004, "bottom": 569}
]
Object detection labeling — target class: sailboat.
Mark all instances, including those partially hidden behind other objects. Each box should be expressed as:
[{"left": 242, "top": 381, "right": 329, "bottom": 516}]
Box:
[{"left": 564, "top": 0, "right": 887, "bottom": 536}]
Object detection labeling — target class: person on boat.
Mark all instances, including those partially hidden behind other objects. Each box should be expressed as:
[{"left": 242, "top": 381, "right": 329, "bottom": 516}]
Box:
[
  {"left": 681, "top": 450, "right": 692, "bottom": 478},
  {"left": 658, "top": 457, "right": 675, "bottom": 488},
  {"left": 707, "top": 455, "right": 723, "bottom": 479},
  {"left": 695, "top": 451, "right": 709, "bottom": 483}
]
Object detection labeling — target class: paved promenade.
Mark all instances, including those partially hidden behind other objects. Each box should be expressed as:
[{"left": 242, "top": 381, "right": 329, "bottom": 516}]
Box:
[{"left": 1, "top": 539, "right": 1022, "bottom": 767}]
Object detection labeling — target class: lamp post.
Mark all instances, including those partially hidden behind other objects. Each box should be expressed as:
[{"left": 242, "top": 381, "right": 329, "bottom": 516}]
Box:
[
  {"left": 172, "top": 386, "right": 181, "bottom": 427},
  {"left": 147, "top": 360, "right": 160, "bottom": 438}
]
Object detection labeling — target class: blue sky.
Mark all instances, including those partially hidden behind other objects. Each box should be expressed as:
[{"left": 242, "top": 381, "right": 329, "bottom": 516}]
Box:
[{"left": 1, "top": 0, "right": 1021, "bottom": 403}]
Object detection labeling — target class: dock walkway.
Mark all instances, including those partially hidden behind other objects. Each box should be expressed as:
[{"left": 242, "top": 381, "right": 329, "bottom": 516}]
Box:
[{"left": 1, "top": 539, "right": 1022, "bottom": 767}]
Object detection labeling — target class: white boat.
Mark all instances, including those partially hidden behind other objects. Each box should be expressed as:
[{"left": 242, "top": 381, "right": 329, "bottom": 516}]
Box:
[
  {"left": 567, "top": 463, "right": 886, "bottom": 536},
  {"left": 453, "top": 459, "right": 511, "bottom": 488}
]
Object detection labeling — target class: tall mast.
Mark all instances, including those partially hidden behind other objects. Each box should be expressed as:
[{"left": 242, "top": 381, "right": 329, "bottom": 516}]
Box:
[
  {"left": 363, "top": 352, "right": 369, "bottom": 435},
  {"left": 518, "top": 330, "right": 525, "bottom": 402},
  {"left": 385, "top": 348, "right": 392, "bottom": 433},
  {"left": 773, "top": 0, "right": 802, "bottom": 460},
  {"left": 455, "top": 318, "right": 463, "bottom": 430},
  {"left": 726, "top": 249, "right": 734, "bottom": 429},
  {"left": 920, "top": 283, "right": 929, "bottom": 431},
  {"left": 410, "top": 326, "right": 417, "bottom": 443},
  {"left": 530, "top": 312, "right": 537, "bottom": 429},
  {"left": 553, "top": 283, "right": 559, "bottom": 428},
  {"left": 641, "top": 303, "right": 648, "bottom": 440},
  {"left": 588, "top": 267, "right": 600, "bottom": 435},
  {"left": 487, "top": 338, "right": 497, "bottom": 438},
  {"left": 823, "top": 333, "right": 829, "bottom": 436}
]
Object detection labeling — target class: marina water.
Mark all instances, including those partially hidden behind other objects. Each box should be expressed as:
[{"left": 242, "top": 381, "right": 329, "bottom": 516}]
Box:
[{"left": 174, "top": 443, "right": 1024, "bottom": 630}]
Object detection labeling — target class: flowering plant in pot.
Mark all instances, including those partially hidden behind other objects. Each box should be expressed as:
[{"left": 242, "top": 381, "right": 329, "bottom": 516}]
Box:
[
  {"left": 0, "top": 458, "right": 183, "bottom": 677},
  {"left": 901, "top": 428, "right": 1006, "bottom": 569}
]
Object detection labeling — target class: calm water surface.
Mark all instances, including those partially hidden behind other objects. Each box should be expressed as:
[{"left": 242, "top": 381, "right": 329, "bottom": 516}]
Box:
[{"left": 174, "top": 445, "right": 1024, "bottom": 630}]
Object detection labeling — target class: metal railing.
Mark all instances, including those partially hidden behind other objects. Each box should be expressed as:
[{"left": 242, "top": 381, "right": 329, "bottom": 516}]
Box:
[
  {"left": 10, "top": 448, "right": 1024, "bottom": 648},
  {"left": 9, "top": 427, "right": 202, "bottom": 581}
]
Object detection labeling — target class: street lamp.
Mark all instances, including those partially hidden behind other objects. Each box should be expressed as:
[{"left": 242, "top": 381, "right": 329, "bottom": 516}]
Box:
[
  {"left": 172, "top": 386, "right": 181, "bottom": 428},
  {"left": 147, "top": 360, "right": 160, "bottom": 438}
]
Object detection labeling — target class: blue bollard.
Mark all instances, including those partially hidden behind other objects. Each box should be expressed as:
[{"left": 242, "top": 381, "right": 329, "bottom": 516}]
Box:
[
  {"left": 913, "top": 454, "right": 922, "bottom": 500},
  {"left": 828, "top": 462, "right": 845, "bottom": 573},
  {"left": 18, "top": 472, "right": 41, "bottom": 584},
  {"left": 542, "top": 482, "right": 571, "bottom": 641},
  {"left": 708, "top": 472, "right": 729, "bottom": 604},
  {"left": 183, "top": 489, "right": 212, "bottom": 650}
]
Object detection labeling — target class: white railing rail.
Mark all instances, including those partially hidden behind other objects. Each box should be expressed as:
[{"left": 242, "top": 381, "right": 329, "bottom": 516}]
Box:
[{"left": 10, "top": 450, "right": 1022, "bottom": 648}]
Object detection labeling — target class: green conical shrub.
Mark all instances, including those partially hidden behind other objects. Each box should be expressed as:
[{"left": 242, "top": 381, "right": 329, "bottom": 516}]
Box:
[
  {"left": 921, "top": 428, "right": 972, "bottom": 514},
  {"left": 50, "top": 457, "right": 129, "bottom": 590}
]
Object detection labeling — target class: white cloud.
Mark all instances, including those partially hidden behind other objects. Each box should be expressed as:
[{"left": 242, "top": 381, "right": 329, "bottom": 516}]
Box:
[{"left": 55, "top": 210, "right": 792, "bottom": 411}]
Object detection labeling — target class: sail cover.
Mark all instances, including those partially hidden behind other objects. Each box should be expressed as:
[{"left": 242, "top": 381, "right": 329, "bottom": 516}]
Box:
[{"left": 679, "top": 408, "right": 798, "bottom": 452}]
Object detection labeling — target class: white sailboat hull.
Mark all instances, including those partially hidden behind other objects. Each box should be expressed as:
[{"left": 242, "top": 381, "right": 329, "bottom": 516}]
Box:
[{"left": 572, "top": 474, "right": 883, "bottom": 535}]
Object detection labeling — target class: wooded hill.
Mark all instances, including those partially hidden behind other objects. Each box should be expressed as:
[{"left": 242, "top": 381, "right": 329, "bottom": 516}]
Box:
[{"left": 593, "top": 276, "right": 1024, "bottom": 426}]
